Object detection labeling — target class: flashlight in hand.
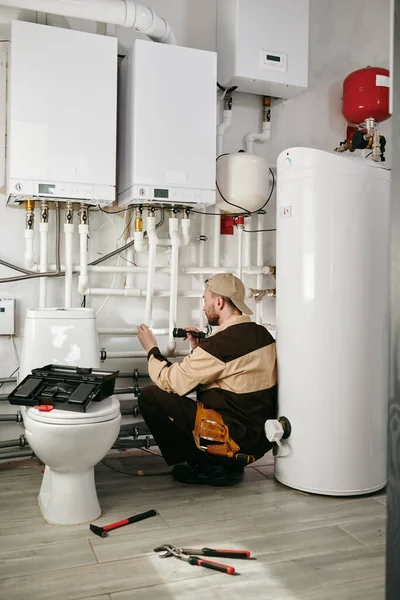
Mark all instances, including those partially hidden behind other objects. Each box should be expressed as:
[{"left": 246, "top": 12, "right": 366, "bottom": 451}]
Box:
[{"left": 172, "top": 328, "right": 207, "bottom": 340}]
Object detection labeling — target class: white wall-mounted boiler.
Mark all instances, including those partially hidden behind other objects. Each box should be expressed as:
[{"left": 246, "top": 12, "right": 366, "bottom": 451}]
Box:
[
  {"left": 6, "top": 21, "right": 117, "bottom": 206},
  {"left": 217, "top": 0, "right": 309, "bottom": 99},
  {"left": 118, "top": 40, "right": 217, "bottom": 209},
  {"left": 275, "top": 147, "right": 390, "bottom": 496}
]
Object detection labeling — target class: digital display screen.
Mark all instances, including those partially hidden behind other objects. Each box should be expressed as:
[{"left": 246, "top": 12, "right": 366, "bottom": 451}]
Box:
[
  {"left": 154, "top": 188, "right": 169, "bottom": 199},
  {"left": 39, "top": 183, "right": 56, "bottom": 195},
  {"left": 267, "top": 54, "right": 281, "bottom": 63}
]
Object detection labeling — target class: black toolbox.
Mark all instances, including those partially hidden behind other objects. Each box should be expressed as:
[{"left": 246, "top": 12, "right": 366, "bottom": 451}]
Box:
[{"left": 8, "top": 364, "right": 119, "bottom": 412}]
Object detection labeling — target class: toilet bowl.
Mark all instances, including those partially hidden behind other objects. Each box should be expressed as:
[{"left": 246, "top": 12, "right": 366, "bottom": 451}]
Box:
[{"left": 19, "top": 308, "right": 121, "bottom": 525}]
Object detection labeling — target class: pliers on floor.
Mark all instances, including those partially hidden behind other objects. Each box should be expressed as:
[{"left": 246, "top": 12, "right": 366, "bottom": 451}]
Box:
[{"left": 154, "top": 544, "right": 251, "bottom": 575}]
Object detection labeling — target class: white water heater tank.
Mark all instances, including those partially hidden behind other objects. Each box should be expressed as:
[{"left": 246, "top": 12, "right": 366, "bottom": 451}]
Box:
[
  {"left": 275, "top": 147, "right": 390, "bottom": 496},
  {"left": 216, "top": 153, "right": 270, "bottom": 214}
]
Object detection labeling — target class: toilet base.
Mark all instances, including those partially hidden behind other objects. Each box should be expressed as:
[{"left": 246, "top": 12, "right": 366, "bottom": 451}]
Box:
[{"left": 39, "top": 466, "right": 101, "bottom": 525}]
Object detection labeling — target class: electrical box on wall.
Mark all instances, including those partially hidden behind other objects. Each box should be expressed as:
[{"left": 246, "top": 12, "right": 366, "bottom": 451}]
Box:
[
  {"left": 0, "top": 298, "right": 15, "bottom": 335},
  {"left": 217, "top": 0, "right": 309, "bottom": 99},
  {"left": 118, "top": 40, "right": 217, "bottom": 208},
  {"left": 6, "top": 21, "right": 118, "bottom": 206}
]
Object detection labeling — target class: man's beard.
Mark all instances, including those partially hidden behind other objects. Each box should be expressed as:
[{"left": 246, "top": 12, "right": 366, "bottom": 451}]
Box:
[{"left": 206, "top": 308, "right": 219, "bottom": 326}]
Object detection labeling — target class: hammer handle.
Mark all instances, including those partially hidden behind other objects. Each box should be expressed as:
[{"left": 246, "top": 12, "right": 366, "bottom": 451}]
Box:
[{"left": 103, "top": 509, "right": 157, "bottom": 532}]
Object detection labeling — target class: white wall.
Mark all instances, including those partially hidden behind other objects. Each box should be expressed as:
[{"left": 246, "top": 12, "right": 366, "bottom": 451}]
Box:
[{"left": 0, "top": 0, "right": 392, "bottom": 440}]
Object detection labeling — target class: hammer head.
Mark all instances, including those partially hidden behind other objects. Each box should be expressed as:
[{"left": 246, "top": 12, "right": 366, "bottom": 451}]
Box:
[{"left": 90, "top": 524, "right": 107, "bottom": 538}]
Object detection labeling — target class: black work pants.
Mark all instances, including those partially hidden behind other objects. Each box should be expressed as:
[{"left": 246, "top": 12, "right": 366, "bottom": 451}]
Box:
[{"left": 138, "top": 385, "right": 252, "bottom": 467}]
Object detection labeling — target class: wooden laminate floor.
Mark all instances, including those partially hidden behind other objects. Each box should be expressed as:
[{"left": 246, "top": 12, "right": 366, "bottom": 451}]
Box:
[{"left": 0, "top": 451, "right": 386, "bottom": 600}]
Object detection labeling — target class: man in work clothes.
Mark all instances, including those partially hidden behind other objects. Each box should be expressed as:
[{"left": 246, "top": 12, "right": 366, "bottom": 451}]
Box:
[{"left": 137, "top": 273, "right": 277, "bottom": 486}]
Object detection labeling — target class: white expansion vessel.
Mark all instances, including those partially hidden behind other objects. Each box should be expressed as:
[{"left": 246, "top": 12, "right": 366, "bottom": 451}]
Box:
[{"left": 275, "top": 147, "right": 390, "bottom": 496}]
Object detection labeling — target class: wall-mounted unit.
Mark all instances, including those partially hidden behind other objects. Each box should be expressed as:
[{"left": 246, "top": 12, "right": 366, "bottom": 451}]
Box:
[
  {"left": 217, "top": 0, "right": 309, "bottom": 99},
  {"left": 6, "top": 21, "right": 117, "bottom": 206},
  {"left": 118, "top": 39, "right": 217, "bottom": 208}
]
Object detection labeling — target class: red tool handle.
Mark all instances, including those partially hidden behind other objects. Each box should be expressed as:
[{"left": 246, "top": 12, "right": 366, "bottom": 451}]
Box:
[
  {"left": 201, "top": 548, "right": 251, "bottom": 559},
  {"left": 103, "top": 509, "right": 157, "bottom": 532},
  {"left": 188, "top": 556, "right": 235, "bottom": 575}
]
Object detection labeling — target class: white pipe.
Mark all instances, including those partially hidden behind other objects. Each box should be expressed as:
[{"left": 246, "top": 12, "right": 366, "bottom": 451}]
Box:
[
  {"left": 134, "top": 230, "right": 146, "bottom": 253},
  {"left": 24, "top": 229, "right": 35, "bottom": 270},
  {"left": 213, "top": 208, "right": 221, "bottom": 268},
  {"left": 167, "top": 216, "right": 180, "bottom": 354},
  {"left": 145, "top": 215, "right": 157, "bottom": 326},
  {"left": 198, "top": 211, "right": 206, "bottom": 328},
  {"left": 104, "top": 350, "right": 190, "bottom": 360},
  {"left": 98, "top": 328, "right": 170, "bottom": 336},
  {"left": 237, "top": 225, "right": 244, "bottom": 280},
  {"left": 34, "top": 264, "right": 273, "bottom": 275},
  {"left": 64, "top": 222, "right": 74, "bottom": 308},
  {"left": 256, "top": 212, "right": 264, "bottom": 325},
  {"left": 125, "top": 237, "right": 135, "bottom": 288},
  {"left": 244, "top": 215, "right": 252, "bottom": 268},
  {"left": 86, "top": 288, "right": 201, "bottom": 298},
  {"left": 39, "top": 222, "right": 49, "bottom": 308},
  {"left": 184, "top": 266, "right": 274, "bottom": 275},
  {"left": 0, "top": 1, "right": 177, "bottom": 44},
  {"left": 245, "top": 121, "right": 271, "bottom": 154},
  {"left": 78, "top": 223, "right": 89, "bottom": 296},
  {"left": 217, "top": 109, "right": 232, "bottom": 156},
  {"left": 181, "top": 217, "right": 191, "bottom": 247}
]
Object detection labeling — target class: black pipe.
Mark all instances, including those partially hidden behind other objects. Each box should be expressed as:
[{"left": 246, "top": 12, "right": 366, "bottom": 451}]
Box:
[
  {"left": 117, "top": 373, "right": 149, "bottom": 379},
  {"left": 0, "top": 395, "right": 9, "bottom": 401},
  {"left": 0, "top": 439, "right": 23, "bottom": 449},
  {"left": 0, "top": 415, "right": 20, "bottom": 422},
  {"left": 0, "top": 450, "right": 33, "bottom": 461}
]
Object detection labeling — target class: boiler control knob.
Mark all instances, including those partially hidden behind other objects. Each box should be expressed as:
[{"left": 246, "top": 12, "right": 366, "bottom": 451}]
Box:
[
  {"left": 15, "top": 183, "right": 23, "bottom": 191},
  {"left": 284, "top": 157, "right": 292, "bottom": 169}
]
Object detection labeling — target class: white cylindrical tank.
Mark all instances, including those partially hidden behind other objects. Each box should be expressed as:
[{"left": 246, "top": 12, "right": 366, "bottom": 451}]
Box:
[
  {"left": 275, "top": 147, "right": 390, "bottom": 496},
  {"left": 216, "top": 152, "right": 270, "bottom": 214}
]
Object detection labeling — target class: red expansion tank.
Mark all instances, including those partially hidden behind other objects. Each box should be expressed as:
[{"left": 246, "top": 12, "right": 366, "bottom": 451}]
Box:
[{"left": 342, "top": 66, "right": 391, "bottom": 125}]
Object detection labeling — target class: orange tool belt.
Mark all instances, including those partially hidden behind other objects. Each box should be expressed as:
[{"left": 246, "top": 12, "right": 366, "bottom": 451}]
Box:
[{"left": 193, "top": 402, "right": 255, "bottom": 466}]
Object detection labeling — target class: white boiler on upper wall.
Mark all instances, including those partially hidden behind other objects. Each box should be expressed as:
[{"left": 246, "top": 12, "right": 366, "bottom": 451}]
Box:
[
  {"left": 217, "top": 0, "right": 309, "bottom": 98},
  {"left": 6, "top": 21, "right": 117, "bottom": 206},
  {"left": 275, "top": 147, "right": 390, "bottom": 496}
]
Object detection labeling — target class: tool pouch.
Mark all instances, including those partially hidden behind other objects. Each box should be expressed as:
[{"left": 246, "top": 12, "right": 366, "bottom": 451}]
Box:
[{"left": 193, "top": 402, "right": 255, "bottom": 466}]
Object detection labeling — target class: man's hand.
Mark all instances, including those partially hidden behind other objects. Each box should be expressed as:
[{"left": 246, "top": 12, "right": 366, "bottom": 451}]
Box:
[
  {"left": 137, "top": 324, "right": 158, "bottom": 353},
  {"left": 183, "top": 327, "right": 201, "bottom": 351}
]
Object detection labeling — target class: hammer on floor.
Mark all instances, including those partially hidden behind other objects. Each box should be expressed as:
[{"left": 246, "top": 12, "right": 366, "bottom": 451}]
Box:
[{"left": 90, "top": 509, "right": 157, "bottom": 538}]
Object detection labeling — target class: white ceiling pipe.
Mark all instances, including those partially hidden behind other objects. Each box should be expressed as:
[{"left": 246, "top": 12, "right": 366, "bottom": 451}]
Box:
[{"left": 0, "top": 0, "right": 177, "bottom": 44}]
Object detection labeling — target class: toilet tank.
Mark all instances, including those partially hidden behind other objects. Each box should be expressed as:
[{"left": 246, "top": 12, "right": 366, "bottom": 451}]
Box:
[{"left": 19, "top": 308, "right": 100, "bottom": 381}]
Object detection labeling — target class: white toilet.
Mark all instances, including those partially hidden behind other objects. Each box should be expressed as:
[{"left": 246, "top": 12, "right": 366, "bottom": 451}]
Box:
[{"left": 19, "top": 308, "right": 121, "bottom": 525}]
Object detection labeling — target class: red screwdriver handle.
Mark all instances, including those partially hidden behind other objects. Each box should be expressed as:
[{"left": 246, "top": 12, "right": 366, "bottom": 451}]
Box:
[
  {"left": 188, "top": 556, "right": 235, "bottom": 575},
  {"left": 201, "top": 548, "right": 251, "bottom": 559}
]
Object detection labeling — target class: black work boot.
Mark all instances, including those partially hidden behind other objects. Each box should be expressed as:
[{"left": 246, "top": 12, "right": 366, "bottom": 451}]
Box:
[{"left": 171, "top": 462, "right": 244, "bottom": 486}]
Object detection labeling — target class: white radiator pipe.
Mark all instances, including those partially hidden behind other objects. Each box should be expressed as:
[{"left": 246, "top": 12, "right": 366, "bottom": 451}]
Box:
[
  {"left": 78, "top": 223, "right": 89, "bottom": 296},
  {"left": 0, "top": 1, "right": 177, "bottom": 44},
  {"left": 39, "top": 222, "right": 49, "bottom": 308},
  {"left": 167, "top": 216, "right": 180, "bottom": 354},
  {"left": 145, "top": 215, "right": 157, "bottom": 326},
  {"left": 64, "top": 222, "right": 74, "bottom": 308},
  {"left": 184, "top": 266, "right": 274, "bottom": 275}
]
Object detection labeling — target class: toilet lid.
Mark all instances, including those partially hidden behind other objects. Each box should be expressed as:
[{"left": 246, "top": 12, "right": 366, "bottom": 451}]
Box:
[{"left": 26, "top": 395, "right": 120, "bottom": 425}]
